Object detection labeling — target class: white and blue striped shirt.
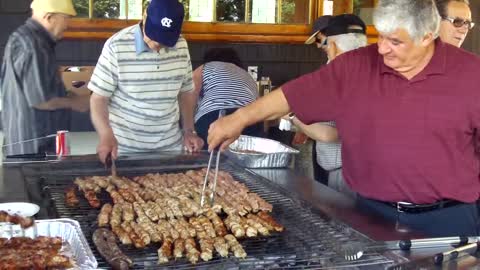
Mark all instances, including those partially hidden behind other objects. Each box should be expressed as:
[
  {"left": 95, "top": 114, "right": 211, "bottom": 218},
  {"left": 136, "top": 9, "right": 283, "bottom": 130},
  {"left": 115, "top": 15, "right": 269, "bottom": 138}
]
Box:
[
  {"left": 195, "top": 62, "right": 258, "bottom": 122},
  {"left": 88, "top": 25, "right": 193, "bottom": 153}
]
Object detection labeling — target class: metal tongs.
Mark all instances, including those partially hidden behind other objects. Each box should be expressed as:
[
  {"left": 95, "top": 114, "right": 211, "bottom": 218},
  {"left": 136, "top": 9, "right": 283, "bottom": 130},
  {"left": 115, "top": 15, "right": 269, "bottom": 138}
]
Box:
[
  {"left": 200, "top": 109, "right": 226, "bottom": 207},
  {"left": 105, "top": 153, "right": 117, "bottom": 177}
]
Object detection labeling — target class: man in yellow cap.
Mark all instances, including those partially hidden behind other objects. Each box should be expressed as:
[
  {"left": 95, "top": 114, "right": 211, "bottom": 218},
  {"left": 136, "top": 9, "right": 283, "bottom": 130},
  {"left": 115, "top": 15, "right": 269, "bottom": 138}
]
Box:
[{"left": 0, "top": 0, "right": 89, "bottom": 156}]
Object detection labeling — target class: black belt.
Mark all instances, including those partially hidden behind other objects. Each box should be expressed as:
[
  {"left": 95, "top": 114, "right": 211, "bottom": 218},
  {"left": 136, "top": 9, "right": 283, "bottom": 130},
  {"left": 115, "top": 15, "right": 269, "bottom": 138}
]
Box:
[{"left": 381, "top": 199, "right": 464, "bottom": 213}]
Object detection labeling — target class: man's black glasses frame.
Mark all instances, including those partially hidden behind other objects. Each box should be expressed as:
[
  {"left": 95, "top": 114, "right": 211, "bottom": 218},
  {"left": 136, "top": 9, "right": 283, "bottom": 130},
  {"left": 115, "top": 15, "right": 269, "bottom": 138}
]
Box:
[{"left": 442, "top": 16, "right": 475, "bottom": 29}]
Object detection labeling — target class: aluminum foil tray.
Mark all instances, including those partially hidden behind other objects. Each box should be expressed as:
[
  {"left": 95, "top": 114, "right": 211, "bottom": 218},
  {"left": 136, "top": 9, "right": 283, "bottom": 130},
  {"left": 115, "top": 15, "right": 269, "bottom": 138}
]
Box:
[
  {"left": 0, "top": 218, "right": 98, "bottom": 269},
  {"left": 226, "top": 135, "right": 299, "bottom": 168}
]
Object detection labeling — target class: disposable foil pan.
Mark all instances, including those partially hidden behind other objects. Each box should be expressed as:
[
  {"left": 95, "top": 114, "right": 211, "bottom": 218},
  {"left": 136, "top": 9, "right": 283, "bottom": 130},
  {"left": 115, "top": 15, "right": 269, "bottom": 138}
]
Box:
[
  {"left": 0, "top": 218, "right": 98, "bottom": 269},
  {"left": 226, "top": 135, "right": 299, "bottom": 168}
]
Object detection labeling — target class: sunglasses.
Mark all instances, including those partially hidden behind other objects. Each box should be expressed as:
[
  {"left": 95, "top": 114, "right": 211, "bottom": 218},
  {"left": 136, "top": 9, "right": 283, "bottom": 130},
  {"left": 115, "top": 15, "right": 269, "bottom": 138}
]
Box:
[{"left": 442, "top": 16, "right": 475, "bottom": 29}]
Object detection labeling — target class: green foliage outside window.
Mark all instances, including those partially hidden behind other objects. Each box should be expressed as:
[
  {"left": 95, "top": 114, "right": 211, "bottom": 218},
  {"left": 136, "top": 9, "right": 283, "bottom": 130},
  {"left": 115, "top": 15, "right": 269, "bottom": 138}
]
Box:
[
  {"left": 73, "top": 0, "right": 120, "bottom": 18},
  {"left": 281, "top": 0, "right": 297, "bottom": 23},
  {"left": 72, "top": 0, "right": 308, "bottom": 24}
]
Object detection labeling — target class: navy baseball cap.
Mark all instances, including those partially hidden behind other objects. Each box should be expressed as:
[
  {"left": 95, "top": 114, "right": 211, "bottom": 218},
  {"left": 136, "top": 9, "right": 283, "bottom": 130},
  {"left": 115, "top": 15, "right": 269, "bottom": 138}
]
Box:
[
  {"left": 323, "top": 14, "right": 366, "bottom": 37},
  {"left": 145, "top": 0, "right": 185, "bottom": 47},
  {"left": 305, "top": 15, "right": 333, "bottom": 44}
]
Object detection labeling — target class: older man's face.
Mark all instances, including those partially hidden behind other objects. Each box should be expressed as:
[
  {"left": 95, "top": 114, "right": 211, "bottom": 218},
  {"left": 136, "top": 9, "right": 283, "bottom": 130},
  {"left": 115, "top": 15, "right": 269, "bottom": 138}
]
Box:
[
  {"left": 48, "top": 13, "right": 72, "bottom": 40},
  {"left": 439, "top": 1, "right": 472, "bottom": 47},
  {"left": 142, "top": 21, "right": 163, "bottom": 52},
  {"left": 377, "top": 28, "right": 432, "bottom": 76}
]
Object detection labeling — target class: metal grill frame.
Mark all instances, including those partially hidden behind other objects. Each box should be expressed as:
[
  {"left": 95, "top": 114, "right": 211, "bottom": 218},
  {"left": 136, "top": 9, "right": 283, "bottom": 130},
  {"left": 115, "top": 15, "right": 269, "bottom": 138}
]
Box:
[{"left": 21, "top": 155, "right": 396, "bottom": 269}]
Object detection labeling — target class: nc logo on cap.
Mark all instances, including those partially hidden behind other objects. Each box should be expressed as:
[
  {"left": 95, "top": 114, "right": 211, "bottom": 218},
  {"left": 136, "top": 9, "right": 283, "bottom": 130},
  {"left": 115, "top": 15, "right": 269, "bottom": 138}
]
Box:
[{"left": 161, "top": 17, "right": 173, "bottom": 28}]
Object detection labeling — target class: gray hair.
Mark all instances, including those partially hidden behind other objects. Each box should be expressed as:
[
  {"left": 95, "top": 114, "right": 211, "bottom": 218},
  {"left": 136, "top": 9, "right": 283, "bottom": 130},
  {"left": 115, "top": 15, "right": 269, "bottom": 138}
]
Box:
[
  {"left": 373, "top": 0, "right": 440, "bottom": 43},
  {"left": 328, "top": 33, "right": 368, "bottom": 52}
]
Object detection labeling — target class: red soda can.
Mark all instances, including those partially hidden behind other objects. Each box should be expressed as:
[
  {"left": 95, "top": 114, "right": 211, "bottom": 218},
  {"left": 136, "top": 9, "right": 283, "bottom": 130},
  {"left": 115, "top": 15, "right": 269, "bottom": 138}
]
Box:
[{"left": 56, "top": 130, "right": 70, "bottom": 156}]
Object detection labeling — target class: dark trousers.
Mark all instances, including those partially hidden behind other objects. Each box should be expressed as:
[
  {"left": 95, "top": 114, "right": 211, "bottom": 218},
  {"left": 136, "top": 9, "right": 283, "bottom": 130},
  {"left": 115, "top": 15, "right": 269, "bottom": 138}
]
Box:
[
  {"left": 195, "top": 108, "right": 265, "bottom": 150},
  {"left": 357, "top": 195, "right": 480, "bottom": 237}
]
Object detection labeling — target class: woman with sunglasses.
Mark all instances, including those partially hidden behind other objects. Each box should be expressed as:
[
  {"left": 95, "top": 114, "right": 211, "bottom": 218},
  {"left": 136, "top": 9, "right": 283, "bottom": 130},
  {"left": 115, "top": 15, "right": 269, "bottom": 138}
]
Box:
[{"left": 435, "top": 0, "right": 474, "bottom": 47}]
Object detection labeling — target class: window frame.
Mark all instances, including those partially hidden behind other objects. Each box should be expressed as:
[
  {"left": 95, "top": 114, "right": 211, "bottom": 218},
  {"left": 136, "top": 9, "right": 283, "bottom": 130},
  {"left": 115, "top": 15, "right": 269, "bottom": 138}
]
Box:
[{"left": 64, "top": 0, "right": 378, "bottom": 43}]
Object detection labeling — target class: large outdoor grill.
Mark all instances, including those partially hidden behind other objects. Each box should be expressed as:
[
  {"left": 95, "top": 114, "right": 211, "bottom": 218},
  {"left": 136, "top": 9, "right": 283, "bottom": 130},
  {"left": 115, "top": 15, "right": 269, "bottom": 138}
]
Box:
[{"left": 19, "top": 153, "right": 396, "bottom": 269}]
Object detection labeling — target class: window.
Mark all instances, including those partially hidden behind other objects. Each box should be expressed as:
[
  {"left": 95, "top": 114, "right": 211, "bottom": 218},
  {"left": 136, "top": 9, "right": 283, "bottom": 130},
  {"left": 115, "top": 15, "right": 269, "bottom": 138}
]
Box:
[
  {"left": 66, "top": 0, "right": 378, "bottom": 43},
  {"left": 73, "top": 0, "right": 148, "bottom": 19},
  {"left": 186, "top": 0, "right": 215, "bottom": 22},
  {"left": 323, "top": 0, "right": 333, "bottom": 15},
  {"left": 353, "top": 0, "right": 376, "bottom": 25},
  {"left": 73, "top": 0, "right": 310, "bottom": 23},
  {"left": 184, "top": 0, "right": 310, "bottom": 24}
]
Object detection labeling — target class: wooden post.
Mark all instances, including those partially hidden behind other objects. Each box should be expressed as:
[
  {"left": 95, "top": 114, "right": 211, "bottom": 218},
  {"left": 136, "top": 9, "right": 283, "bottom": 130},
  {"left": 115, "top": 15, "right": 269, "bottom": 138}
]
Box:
[{"left": 316, "top": 0, "right": 324, "bottom": 17}]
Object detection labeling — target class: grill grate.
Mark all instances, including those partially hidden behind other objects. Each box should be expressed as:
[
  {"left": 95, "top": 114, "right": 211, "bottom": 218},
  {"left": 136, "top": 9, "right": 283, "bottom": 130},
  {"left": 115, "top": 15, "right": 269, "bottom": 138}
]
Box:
[{"left": 27, "top": 160, "right": 394, "bottom": 269}]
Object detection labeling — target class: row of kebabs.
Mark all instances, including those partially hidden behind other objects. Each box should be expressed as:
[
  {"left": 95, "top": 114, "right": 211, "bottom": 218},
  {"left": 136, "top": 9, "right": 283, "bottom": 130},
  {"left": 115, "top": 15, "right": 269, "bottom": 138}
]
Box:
[
  {"left": 0, "top": 236, "right": 72, "bottom": 270},
  {"left": 69, "top": 169, "right": 273, "bottom": 216},
  {"left": 97, "top": 204, "right": 282, "bottom": 264},
  {"left": 68, "top": 169, "right": 284, "bottom": 266},
  {"left": 97, "top": 200, "right": 283, "bottom": 239}
]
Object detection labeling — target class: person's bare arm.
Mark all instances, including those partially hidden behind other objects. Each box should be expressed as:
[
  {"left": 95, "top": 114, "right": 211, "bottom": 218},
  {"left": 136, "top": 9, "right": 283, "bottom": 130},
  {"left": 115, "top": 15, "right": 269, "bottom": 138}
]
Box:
[
  {"left": 208, "top": 88, "right": 290, "bottom": 151},
  {"left": 179, "top": 90, "right": 197, "bottom": 133},
  {"left": 192, "top": 65, "right": 203, "bottom": 97},
  {"left": 90, "top": 93, "right": 117, "bottom": 162},
  {"left": 179, "top": 89, "right": 204, "bottom": 151},
  {"left": 291, "top": 117, "right": 339, "bottom": 143},
  {"left": 34, "top": 94, "right": 90, "bottom": 112},
  {"left": 33, "top": 97, "right": 70, "bottom": 110}
]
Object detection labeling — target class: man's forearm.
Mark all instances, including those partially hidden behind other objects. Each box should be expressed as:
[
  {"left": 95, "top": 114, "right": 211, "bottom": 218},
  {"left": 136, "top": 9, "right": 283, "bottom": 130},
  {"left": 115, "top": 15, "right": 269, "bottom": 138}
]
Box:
[
  {"left": 236, "top": 88, "right": 291, "bottom": 126},
  {"left": 90, "top": 93, "right": 113, "bottom": 137},
  {"left": 34, "top": 97, "right": 72, "bottom": 111},
  {"left": 292, "top": 118, "right": 339, "bottom": 143},
  {"left": 179, "top": 91, "right": 196, "bottom": 131}
]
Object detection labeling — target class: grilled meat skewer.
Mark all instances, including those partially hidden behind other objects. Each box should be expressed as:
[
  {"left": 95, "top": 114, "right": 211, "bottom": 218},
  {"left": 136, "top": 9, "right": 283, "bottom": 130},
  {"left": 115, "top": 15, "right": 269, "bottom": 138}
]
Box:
[
  {"left": 157, "top": 237, "right": 173, "bottom": 264},
  {"left": 173, "top": 238, "right": 185, "bottom": 259},
  {"left": 93, "top": 228, "right": 132, "bottom": 270},
  {"left": 64, "top": 186, "right": 79, "bottom": 207},
  {"left": 98, "top": 203, "right": 112, "bottom": 227}
]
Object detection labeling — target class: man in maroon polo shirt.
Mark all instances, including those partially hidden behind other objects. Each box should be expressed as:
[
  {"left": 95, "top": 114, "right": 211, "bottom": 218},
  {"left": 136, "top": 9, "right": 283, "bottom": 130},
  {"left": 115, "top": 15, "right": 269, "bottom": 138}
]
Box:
[{"left": 207, "top": 0, "right": 480, "bottom": 237}]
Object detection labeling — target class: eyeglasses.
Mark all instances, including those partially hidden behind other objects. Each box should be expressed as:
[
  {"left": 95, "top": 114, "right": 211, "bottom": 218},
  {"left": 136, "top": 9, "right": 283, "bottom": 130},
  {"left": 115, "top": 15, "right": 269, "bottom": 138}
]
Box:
[
  {"left": 315, "top": 36, "right": 328, "bottom": 47},
  {"left": 442, "top": 16, "right": 475, "bottom": 29}
]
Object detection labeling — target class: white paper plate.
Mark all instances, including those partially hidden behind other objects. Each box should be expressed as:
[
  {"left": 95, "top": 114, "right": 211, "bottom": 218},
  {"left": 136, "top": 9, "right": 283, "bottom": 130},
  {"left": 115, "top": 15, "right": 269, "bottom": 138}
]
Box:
[{"left": 0, "top": 202, "right": 40, "bottom": 217}]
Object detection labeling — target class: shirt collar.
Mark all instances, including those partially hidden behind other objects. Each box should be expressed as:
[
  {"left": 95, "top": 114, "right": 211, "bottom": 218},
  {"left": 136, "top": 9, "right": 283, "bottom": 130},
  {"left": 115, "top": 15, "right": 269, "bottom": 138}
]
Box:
[
  {"left": 26, "top": 18, "right": 56, "bottom": 48},
  {"left": 378, "top": 38, "right": 447, "bottom": 79},
  {"left": 134, "top": 24, "right": 151, "bottom": 55}
]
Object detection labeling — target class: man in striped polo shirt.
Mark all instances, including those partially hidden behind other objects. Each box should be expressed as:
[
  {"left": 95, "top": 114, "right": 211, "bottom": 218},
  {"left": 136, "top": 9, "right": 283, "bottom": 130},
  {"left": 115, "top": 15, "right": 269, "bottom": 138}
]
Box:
[{"left": 89, "top": 0, "right": 203, "bottom": 163}]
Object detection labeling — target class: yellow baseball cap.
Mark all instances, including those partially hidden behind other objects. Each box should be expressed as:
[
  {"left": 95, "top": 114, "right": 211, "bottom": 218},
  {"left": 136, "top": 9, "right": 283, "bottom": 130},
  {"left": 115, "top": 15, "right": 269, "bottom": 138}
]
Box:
[{"left": 30, "top": 0, "right": 77, "bottom": 17}]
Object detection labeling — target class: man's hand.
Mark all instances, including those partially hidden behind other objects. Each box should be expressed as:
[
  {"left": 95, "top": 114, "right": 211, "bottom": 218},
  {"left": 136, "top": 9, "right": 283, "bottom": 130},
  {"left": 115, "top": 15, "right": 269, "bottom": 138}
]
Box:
[
  {"left": 70, "top": 94, "right": 90, "bottom": 112},
  {"left": 207, "top": 113, "right": 246, "bottom": 151},
  {"left": 183, "top": 131, "right": 204, "bottom": 152},
  {"left": 97, "top": 132, "right": 118, "bottom": 164}
]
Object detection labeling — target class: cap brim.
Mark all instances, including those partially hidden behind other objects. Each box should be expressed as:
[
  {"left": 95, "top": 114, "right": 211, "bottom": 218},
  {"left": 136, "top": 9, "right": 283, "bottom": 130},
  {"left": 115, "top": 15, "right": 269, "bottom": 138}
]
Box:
[
  {"left": 145, "top": 16, "right": 180, "bottom": 47},
  {"left": 305, "top": 31, "right": 319, "bottom": 45}
]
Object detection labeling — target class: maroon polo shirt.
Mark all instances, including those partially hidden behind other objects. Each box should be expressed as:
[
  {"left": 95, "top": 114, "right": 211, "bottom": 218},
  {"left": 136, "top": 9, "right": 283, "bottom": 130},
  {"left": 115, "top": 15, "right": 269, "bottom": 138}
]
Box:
[{"left": 283, "top": 39, "right": 480, "bottom": 204}]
